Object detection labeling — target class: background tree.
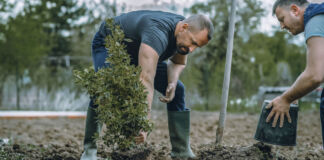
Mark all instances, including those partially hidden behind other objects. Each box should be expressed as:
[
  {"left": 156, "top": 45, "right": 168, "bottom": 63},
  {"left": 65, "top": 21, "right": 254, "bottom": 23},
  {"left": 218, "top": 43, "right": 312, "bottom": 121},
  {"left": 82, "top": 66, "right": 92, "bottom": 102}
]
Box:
[
  {"left": 28, "top": 0, "right": 90, "bottom": 109},
  {"left": 182, "top": 0, "right": 265, "bottom": 110},
  {"left": 0, "top": 4, "right": 49, "bottom": 109},
  {"left": 242, "top": 31, "right": 305, "bottom": 87},
  {"left": 0, "top": 0, "right": 89, "bottom": 109},
  {"left": 0, "top": 0, "right": 13, "bottom": 107}
]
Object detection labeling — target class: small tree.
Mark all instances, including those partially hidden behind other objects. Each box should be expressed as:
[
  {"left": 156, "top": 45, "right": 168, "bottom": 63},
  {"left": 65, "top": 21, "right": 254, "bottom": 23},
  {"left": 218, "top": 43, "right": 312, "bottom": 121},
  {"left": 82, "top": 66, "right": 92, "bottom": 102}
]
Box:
[{"left": 74, "top": 18, "right": 153, "bottom": 150}]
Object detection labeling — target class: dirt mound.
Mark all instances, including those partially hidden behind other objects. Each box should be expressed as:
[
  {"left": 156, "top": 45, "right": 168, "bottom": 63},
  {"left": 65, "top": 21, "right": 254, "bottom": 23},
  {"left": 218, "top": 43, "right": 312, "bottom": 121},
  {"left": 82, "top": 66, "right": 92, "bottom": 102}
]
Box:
[
  {"left": 0, "top": 143, "right": 79, "bottom": 160},
  {"left": 192, "top": 142, "right": 286, "bottom": 160},
  {"left": 109, "top": 145, "right": 153, "bottom": 160},
  {"left": 0, "top": 142, "right": 286, "bottom": 160}
]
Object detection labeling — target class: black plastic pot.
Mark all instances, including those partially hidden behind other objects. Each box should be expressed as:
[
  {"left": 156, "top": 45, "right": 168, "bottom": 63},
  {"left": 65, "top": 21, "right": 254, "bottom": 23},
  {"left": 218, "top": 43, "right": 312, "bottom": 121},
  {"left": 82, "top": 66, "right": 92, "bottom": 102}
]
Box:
[{"left": 254, "top": 100, "right": 298, "bottom": 146}]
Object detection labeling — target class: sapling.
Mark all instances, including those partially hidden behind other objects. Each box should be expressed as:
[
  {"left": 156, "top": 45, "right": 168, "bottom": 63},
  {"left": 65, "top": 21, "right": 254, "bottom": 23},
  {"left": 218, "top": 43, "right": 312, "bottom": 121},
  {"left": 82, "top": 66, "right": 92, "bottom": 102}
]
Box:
[{"left": 74, "top": 18, "right": 153, "bottom": 151}]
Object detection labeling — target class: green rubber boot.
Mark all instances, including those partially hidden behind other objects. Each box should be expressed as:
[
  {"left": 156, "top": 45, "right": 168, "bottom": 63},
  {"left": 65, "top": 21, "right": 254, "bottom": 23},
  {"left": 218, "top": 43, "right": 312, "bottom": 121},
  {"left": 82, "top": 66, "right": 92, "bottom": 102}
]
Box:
[
  {"left": 168, "top": 110, "right": 195, "bottom": 159},
  {"left": 81, "top": 107, "right": 102, "bottom": 160}
]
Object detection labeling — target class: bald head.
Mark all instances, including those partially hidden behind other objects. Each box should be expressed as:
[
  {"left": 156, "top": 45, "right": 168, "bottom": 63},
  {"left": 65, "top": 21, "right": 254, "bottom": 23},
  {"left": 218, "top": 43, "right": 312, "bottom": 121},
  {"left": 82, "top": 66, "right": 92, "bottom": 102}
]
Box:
[{"left": 183, "top": 14, "right": 214, "bottom": 40}]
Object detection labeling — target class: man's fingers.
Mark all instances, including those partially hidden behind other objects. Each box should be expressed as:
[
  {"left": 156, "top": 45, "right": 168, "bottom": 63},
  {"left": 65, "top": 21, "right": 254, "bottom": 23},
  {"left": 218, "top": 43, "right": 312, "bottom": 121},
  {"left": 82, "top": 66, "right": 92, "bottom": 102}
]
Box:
[
  {"left": 159, "top": 97, "right": 166, "bottom": 102},
  {"left": 135, "top": 134, "right": 143, "bottom": 139},
  {"left": 279, "top": 113, "right": 285, "bottom": 128},
  {"left": 135, "top": 137, "right": 143, "bottom": 144},
  {"left": 135, "top": 132, "right": 147, "bottom": 144},
  {"left": 159, "top": 96, "right": 170, "bottom": 103},
  {"left": 135, "top": 139, "right": 144, "bottom": 144},
  {"left": 286, "top": 112, "right": 292, "bottom": 123},
  {"left": 292, "top": 100, "right": 298, "bottom": 105},
  {"left": 159, "top": 97, "right": 164, "bottom": 102},
  {"left": 265, "top": 102, "right": 273, "bottom": 109},
  {"left": 167, "top": 84, "right": 175, "bottom": 93},
  {"left": 135, "top": 134, "right": 145, "bottom": 144},
  {"left": 135, "top": 137, "right": 143, "bottom": 141},
  {"left": 166, "top": 86, "right": 172, "bottom": 93},
  {"left": 272, "top": 113, "right": 279, "bottom": 127},
  {"left": 266, "top": 110, "right": 275, "bottom": 123}
]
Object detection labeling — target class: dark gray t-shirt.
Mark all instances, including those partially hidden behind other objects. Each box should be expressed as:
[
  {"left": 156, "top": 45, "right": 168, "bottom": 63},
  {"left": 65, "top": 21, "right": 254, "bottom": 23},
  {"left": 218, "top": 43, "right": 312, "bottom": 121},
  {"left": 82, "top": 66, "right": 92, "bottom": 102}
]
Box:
[{"left": 99, "top": 10, "right": 184, "bottom": 65}]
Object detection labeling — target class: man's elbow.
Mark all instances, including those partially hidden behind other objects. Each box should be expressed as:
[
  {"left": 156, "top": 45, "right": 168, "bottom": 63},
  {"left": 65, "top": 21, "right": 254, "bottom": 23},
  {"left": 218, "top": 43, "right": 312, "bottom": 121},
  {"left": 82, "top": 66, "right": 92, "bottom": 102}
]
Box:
[
  {"left": 309, "top": 73, "right": 324, "bottom": 85},
  {"left": 303, "top": 67, "right": 324, "bottom": 85}
]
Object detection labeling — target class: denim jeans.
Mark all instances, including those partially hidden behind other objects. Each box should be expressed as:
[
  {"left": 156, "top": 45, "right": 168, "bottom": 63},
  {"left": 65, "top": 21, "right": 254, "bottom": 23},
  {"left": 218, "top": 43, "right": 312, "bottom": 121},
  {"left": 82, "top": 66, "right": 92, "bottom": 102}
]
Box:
[{"left": 88, "top": 31, "right": 188, "bottom": 111}]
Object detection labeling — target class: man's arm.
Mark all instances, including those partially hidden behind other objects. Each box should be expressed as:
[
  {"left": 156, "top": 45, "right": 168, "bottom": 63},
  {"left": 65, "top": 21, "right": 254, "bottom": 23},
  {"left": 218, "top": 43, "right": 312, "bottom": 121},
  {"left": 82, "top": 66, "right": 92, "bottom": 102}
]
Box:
[
  {"left": 282, "top": 37, "right": 324, "bottom": 101},
  {"left": 138, "top": 43, "right": 159, "bottom": 115},
  {"left": 135, "top": 43, "right": 159, "bottom": 144},
  {"left": 266, "top": 36, "right": 324, "bottom": 127},
  {"left": 159, "top": 53, "right": 187, "bottom": 103}
]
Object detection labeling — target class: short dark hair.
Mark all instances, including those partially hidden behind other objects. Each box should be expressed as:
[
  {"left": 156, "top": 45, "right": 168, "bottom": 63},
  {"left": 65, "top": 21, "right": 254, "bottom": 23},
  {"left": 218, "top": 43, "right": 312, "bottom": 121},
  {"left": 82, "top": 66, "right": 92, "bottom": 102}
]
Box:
[
  {"left": 272, "top": 0, "right": 309, "bottom": 15},
  {"left": 183, "top": 14, "right": 214, "bottom": 40}
]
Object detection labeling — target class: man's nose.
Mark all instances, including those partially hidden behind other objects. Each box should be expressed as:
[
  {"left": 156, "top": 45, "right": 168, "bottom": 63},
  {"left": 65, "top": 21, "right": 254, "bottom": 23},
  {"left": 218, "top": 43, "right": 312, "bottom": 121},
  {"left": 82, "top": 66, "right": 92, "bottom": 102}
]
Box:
[
  {"left": 280, "top": 23, "right": 285, "bottom": 29},
  {"left": 189, "top": 46, "right": 197, "bottom": 52}
]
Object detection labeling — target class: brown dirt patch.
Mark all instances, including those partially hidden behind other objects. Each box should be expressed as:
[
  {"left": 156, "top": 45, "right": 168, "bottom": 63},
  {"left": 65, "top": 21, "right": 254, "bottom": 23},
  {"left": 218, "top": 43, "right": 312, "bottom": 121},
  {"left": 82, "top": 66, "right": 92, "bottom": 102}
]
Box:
[{"left": 0, "top": 110, "right": 324, "bottom": 159}]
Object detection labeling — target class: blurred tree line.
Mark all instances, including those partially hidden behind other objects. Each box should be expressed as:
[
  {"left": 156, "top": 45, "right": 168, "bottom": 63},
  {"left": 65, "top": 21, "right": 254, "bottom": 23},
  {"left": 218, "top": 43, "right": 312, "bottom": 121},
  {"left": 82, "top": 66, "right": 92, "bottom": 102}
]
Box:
[
  {"left": 0, "top": 0, "right": 116, "bottom": 109},
  {"left": 0, "top": 0, "right": 306, "bottom": 111}
]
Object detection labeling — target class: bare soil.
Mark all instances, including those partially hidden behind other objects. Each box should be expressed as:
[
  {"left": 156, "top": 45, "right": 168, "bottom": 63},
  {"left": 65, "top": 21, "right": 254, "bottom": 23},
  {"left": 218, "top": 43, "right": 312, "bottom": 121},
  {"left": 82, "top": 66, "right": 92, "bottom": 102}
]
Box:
[{"left": 0, "top": 110, "right": 323, "bottom": 159}]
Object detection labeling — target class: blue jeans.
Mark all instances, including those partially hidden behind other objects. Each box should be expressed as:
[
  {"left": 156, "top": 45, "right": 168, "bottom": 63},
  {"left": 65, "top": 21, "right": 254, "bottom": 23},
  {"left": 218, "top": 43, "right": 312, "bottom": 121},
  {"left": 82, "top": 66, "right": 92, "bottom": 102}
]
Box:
[
  {"left": 320, "top": 89, "right": 324, "bottom": 148},
  {"left": 88, "top": 31, "right": 188, "bottom": 111}
]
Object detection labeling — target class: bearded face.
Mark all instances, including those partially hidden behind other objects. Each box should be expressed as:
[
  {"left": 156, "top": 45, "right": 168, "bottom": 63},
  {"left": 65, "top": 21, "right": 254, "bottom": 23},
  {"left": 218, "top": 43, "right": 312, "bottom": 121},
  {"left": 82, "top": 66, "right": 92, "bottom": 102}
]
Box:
[{"left": 176, "top": 43, "right": 190, "bottom": 55}]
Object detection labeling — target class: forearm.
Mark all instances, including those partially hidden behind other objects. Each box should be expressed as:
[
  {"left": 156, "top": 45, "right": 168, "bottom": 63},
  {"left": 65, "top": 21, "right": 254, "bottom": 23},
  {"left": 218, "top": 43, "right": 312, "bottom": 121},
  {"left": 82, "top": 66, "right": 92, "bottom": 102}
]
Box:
[
  {"left": 140, "top": 75, "right": 154, "bottom": 119},
  {"left": 167, "top": 60, "right": 186, "bottom": 85},
  {"left": 282, "top": 70, "right": 322, "bottom": 103}
]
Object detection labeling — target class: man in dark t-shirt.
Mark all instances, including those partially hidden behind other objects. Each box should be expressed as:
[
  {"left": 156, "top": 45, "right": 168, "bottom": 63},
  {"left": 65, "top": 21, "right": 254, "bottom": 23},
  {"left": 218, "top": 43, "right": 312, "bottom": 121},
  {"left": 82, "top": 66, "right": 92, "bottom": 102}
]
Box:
[{"left": 81, "top": 10, "right": 214, "bottom": 160}]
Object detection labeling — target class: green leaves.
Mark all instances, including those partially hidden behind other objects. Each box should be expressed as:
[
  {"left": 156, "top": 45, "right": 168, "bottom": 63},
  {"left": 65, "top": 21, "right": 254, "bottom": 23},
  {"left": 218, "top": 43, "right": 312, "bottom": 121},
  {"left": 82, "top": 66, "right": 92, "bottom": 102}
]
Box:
[{"left": 74, "top": 18, "right": 153, "bottom": 150}]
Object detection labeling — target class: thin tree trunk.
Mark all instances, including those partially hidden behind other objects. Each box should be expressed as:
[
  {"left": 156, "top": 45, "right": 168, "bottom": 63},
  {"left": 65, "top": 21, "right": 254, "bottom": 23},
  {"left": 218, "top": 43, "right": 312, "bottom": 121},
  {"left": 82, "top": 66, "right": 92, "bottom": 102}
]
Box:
[
  {"left": 16, "top": 66, "right": 20, "bottom": 110},
  {"left": 205, "top": 94, "right": 209, "bottom": 111},
  {"left": 205, "top": 81, "right": 209, "bottom": 111},
  {"left": 0, "top": 73, "right": 7, "bottom": 108},
  {"left": 203, "top": 65, "right": 209, "bottom": 110},
  {"left": 36, "top": 88, "right": 40, "bottom": 109},
  {"left": 216, "top": 0, "right": 237, "bottom": 145},
  {"left": 0, "top": 84, "right": 3, "bottom": 108}
]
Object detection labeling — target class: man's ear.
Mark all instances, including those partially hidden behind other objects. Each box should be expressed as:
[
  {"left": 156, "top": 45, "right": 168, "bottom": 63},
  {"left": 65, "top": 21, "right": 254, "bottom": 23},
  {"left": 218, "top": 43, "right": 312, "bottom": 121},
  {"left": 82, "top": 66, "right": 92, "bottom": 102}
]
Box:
[
  {"left": 182, "top": 23, "right": 189, "bottom": 31},
  {"left": 290, "top": 4, "right": 300, "bottom": 16}
]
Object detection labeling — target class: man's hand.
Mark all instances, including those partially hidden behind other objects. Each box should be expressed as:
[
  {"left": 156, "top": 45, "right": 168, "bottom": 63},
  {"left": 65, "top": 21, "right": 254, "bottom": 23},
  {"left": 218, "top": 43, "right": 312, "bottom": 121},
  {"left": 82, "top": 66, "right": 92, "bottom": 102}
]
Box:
[
  {"left": 159, "top": 83, "right": 176, "bottom": 103},
  {"left": 135, "top": 131, "right": 147, "bottom": 144},
  {"left": 265, "top": 96, "right": 292, "bottom": 128}
]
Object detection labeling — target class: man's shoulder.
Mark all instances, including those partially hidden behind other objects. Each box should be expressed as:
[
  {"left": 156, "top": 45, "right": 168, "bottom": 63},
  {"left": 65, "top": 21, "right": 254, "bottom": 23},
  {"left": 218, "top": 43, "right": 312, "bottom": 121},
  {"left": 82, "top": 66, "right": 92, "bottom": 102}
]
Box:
[
  {"left": 305, "top": 14, "right": 324, "bottom": 41},
  {"left": 118, "top": 10, "right": 182, "bottom": 18},
  {"left": 306, "top": 14, "right": 324, "bottom": 25},
  {"left": 128, "top": 10, "right": 183, "bottom": 17},
  {"left": 116, "top": 10, "right": 184, "bottom": 28}
]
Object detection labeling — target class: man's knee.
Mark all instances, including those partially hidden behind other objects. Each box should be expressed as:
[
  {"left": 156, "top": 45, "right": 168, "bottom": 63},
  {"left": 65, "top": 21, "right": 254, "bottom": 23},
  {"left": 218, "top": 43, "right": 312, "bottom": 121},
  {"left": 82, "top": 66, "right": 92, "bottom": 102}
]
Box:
[
  {"left": 167, "top": 81, "right": 187, "bottom": 111},
  {"left": 175, "top": 81, "right": 185, "bottom": 97}
]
